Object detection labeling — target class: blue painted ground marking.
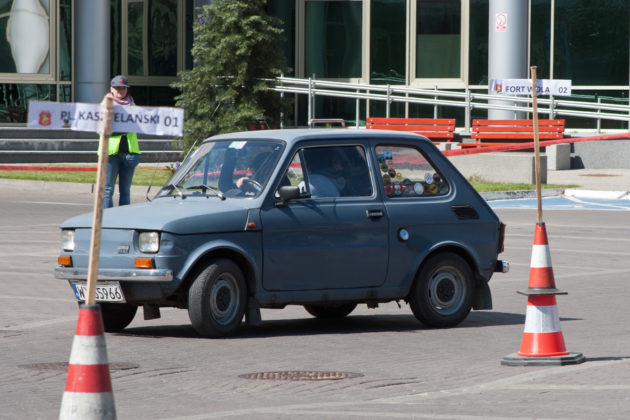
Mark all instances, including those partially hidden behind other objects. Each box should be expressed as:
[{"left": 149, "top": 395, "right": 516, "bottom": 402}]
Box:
[{"left": 488, "top": 195, "right": 630, "bottom": 211}]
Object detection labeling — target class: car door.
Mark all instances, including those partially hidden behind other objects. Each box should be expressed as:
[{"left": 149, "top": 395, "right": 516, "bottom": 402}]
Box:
[{"left": 260, "top": 143, "right": 389, "bottom": 291}]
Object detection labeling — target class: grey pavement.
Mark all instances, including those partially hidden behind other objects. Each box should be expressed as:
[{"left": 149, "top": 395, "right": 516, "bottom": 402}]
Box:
[{"left": 3, "top": 183, "right": 630, "bottom": 419}]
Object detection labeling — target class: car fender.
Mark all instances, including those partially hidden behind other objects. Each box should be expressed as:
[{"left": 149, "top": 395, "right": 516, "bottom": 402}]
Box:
[
  {"left": 176, "top": 239, "right": 261, "bottom": 293},
  {"left": 400, "top": 240, "right": 483, "bottom": 295}
]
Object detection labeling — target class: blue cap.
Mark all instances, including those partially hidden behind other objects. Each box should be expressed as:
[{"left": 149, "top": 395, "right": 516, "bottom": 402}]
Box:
[{"left": 111, "top": 75, "right": 130, "bottom": 88}]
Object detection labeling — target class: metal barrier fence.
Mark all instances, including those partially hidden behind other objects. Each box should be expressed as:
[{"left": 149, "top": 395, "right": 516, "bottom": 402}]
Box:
[{"left": 272, "top": 76, "right": 630, "bottom": 134}]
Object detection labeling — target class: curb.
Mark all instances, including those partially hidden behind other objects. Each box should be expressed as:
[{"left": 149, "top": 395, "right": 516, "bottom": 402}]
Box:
[
  {"left": 480, "top": 188, "right": 564, "bottom": 201},
  {"left": 563, "top": 189, "right": 630, "bottom": 200}
]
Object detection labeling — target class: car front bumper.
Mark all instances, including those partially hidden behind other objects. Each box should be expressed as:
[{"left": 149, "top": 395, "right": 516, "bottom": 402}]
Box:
[{"left": 54, "top": 267, "right": 174, "bottom": 282}]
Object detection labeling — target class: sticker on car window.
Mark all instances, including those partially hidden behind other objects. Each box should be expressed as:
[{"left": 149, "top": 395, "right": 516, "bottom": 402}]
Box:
[{"left": 229, "top": 141, "right": 247, "bottom": 149}]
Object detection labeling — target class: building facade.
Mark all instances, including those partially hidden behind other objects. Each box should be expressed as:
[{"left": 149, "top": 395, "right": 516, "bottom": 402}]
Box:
[{"left": 1, "top": 0, "right": 628, "bottom": 128}]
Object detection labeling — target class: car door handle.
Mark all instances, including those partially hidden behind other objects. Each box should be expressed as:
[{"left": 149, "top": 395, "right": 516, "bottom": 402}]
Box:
[{"left": 366, "top": 209, "right": 384, "bottom": 219}]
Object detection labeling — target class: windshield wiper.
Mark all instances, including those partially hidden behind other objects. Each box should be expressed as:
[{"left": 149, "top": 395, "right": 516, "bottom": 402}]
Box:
[
  {"left": 162, "top": 183, "right": 184, "bottom": 199},
  {"left": 185, "top": 184, "right": 226, "bottom": 200}
]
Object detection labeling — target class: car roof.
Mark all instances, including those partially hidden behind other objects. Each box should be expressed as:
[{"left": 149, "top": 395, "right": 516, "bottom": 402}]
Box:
[{"left": 205, "top": 128, "right": 433, "bottom": 147}]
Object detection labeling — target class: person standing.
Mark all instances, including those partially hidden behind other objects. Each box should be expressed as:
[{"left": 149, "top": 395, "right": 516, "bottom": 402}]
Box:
[{"left": 102, "top": 75, "right": 141, "bottom": 208}]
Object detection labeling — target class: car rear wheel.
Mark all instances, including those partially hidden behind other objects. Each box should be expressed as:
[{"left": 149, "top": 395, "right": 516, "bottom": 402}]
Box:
[
  {"left": 409, "top": 252, "right": 474, "bottom": 328},
  {"left": 303, "top": 303, "right": 357, "bottom": 319},
  {"left": 100, "top": 303, "right": 138, "bottom": 332},
  {"left": 187, "top": 259, "right": 247, "bottom": 338}
]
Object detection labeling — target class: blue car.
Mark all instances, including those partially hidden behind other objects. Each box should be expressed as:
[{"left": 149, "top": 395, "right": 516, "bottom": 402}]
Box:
[{"left": 55, "top": 129, "right": 508, "bottom": 337}]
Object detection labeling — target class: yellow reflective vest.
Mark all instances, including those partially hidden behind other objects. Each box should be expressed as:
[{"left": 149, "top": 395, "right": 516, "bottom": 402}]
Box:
[
  {"left": 108, "top": 132, "right": 140, "bottom": 155},
  {"left": 97, "top": 100, "right": 141, "bottom": 155}
]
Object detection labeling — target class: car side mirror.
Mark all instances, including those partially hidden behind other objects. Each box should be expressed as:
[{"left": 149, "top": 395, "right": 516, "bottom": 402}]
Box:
[{"left": 275, "top": 185, "right": 305, "bottom": 207}]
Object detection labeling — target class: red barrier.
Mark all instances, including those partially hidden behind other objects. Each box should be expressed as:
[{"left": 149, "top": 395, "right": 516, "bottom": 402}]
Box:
[
  {"left": 443, "top": 132, "right": 630, "bottom": 157},
  {"left": 0, "top": 165, "right": 170, "bottom": 172}
]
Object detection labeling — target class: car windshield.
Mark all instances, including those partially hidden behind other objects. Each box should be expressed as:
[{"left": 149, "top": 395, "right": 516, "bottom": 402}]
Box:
[{"left": 157, "top": 139, "right": 284, "bottom": 199}]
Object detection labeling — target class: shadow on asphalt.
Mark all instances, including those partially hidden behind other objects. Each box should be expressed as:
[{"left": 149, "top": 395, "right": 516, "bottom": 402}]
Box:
[{"left": 113, "top": 311, "right": 583, "bottom": 340}]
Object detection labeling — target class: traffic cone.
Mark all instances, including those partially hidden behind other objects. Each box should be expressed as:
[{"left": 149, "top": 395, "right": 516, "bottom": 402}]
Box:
[
  {"left": 502, "top": 223, "right": 585, "bottom": 366},
  {"left": 59, "top": 304, "right": 116, "bottom": 419}
]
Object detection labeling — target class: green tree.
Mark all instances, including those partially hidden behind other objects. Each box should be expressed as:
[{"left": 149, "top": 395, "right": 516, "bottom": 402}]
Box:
[{"left": 173, "top": 0, "right": 289, "bottom": 152}]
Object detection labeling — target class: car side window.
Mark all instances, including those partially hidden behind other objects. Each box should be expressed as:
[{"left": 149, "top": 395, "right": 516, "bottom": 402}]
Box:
[
  {"left": 286, "top": 146, "right": 372, "bottom": 198},
  {"left": 375, "top": 145, "right": 449, "bottom": 197}
]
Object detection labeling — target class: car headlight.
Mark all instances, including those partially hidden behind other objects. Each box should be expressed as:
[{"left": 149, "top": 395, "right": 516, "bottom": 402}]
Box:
[
  {"left": 61, "top": 230, "right": 75, "bottom": 251},
  {"left": 138, "top": 231, "right": 160, "bottom": 253}
]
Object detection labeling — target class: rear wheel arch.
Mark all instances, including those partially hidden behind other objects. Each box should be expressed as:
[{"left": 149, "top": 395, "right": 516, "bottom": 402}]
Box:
[{"left": 415, "top": 245, "right": 481, "bottom": 287}]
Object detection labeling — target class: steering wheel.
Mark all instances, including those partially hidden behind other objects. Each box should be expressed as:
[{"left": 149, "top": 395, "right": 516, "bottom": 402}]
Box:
[{"left": 243, "top": 178, "right": 263, "bottom": 193}]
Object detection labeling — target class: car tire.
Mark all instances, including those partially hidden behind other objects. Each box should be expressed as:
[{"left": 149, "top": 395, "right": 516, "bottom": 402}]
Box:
[
  {"left": 303, "top": 303, "right": 357, "bottom": 319},
  {"left": 100, "top": 303, "right": 138, "bottom": 332},
  {"left": 187, "top": 259, "right": 247, "bottom": 338},
  {"left": 409, "top": 252, "right": 474, "bottom": 328}
]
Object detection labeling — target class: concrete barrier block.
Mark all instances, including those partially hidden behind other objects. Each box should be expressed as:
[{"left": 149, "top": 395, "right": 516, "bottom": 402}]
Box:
[
  {"left": 546, "top": 143, "right": 571, "bottom": 170},
  {"left": 448, "top": 152, "right": 546, "bottom": 184}
]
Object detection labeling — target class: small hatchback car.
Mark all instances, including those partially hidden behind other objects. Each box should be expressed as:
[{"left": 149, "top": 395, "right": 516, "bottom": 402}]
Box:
[{"left": 55, "top": 129, "right": 508, "bottom": 337}]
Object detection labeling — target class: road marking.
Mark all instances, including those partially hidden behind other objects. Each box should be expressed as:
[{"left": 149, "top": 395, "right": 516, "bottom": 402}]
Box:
[
  {"left": 13, "top": 201, "right": 91, "bottom": 206},
  {"left": 4, "top": 316, "right": 78, "bottom": 331},
  {"left": 0, "top": 294, "right": 74, "bottom": 303}
]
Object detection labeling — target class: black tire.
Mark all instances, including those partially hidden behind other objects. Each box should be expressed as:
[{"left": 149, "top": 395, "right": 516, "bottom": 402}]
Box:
[
  {"left": 408, "top": 252, "right": 474, "bottom": 328},
  {"left": 304, "top": 303, "right": 357, "bottom": 319},
  {"left": 187, "top": 259, "right": 247, "bottom": 338},
  {"left": 100, "top": 303, "right": 138, "bottom": 332}
]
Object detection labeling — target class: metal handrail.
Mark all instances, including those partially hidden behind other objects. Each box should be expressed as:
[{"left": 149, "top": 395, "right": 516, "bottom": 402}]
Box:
[{"left": 272, "top": 76, "right": 630, "bottom": 133}]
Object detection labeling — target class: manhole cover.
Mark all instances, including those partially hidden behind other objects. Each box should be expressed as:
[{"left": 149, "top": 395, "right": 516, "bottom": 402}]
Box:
[
  {"left": 18, "top": 362, "right": 139, "bottom": 371},
  {"left": 239, "top": 371, "right": 364, "bottom": 381}
]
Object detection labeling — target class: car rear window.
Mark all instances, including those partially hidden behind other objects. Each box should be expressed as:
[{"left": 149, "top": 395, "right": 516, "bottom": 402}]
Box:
[{"left": 375, "top": 145, "right": 449, "bottom": 197}]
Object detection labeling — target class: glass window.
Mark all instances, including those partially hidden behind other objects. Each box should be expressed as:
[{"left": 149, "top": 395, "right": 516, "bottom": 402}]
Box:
[
  {"left": 126, "top": 0, "right": 178, "bottom": 77},
  {"left": 59, "top": 0, "right": 72, "bottom": 81},
  {"left": 370, "top": 0, "right": 405, "bottom": 85},
  {"left": 305, "top": 0, "right": 362, "bottom": 78},
  {"left": 268, "top": 0, "right": 295, "bottom": 76},
  {"left": 0, "top": 0, "right": 52, "bottom": 74},
  {"left": 0, "top": 83, "right": 56, "bottom": 123},
  {"left": 554, "top": 0, "right": 630, "bottom": 85},
  {"left": 375, "top": 145, "right": 449, "bottom": 198},
  {"left": 416, "top": 0, "right": 461, "bottom": 79},
  {"left": 530, "top": 0, "right": 550, "bottom": 80},
  {"left": 159, "top": 140, "right": 284, "bottom": 199},
  {"left": 299, "top": 145, "right": 372, "bottom": 198},
  {"left": 468, "top": 0, "right": 488, "bottom": 85}
]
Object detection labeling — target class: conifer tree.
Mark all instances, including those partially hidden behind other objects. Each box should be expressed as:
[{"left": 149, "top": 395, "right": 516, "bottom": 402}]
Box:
[{"left": 173, "top": 0, "right": 288, "bottom": 151}]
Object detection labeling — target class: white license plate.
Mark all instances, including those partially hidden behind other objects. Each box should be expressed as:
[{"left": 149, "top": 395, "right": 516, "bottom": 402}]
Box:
[{"left": 72, "top": 282, "right": 125, "bottom": 302}]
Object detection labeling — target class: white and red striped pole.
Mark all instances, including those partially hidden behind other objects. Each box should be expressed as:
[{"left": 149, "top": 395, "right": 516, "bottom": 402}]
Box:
[{"left": 59, "top": 304, "right": 116, "bottom": 419}]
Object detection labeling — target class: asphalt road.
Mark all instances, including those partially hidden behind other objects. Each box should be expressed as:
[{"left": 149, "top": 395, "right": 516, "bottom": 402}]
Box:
[{"left": 2, "top": 180, "right": 630, "bottom": 419}]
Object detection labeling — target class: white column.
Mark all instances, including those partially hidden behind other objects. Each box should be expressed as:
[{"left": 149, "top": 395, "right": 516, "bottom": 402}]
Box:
[
  {"left": 75, "top": 0, "right": 110, "bottom": 103},
  {"left": 488, "top": 0, "right": 529, "bottom": 120}
]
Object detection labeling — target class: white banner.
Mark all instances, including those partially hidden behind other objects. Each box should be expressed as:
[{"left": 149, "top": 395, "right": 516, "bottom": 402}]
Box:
[
  {"left": 27, "top": 101, "right": 184, "bottom": 137},
  {"left": 490, "top": 79, "right": 572, "bottom": 96}
]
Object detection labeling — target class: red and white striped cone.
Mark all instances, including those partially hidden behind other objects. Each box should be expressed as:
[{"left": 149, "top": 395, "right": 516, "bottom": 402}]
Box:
[
  {"left": 60, "top": 304, "right": 116, "bottom": 419},
  {"left": 502, "top": 223, "right": 584, "bottom": 366}
]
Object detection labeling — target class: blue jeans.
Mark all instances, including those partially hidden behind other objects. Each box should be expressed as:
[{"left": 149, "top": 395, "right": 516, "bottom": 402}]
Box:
[{"left": 104, "top": 153, "right": 141, "bottom": 208}]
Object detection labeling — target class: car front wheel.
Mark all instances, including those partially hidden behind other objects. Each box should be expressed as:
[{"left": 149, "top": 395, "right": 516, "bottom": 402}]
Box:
[
  {"left": 409, "top": 252, "right": 474, "bottom": 328},
  {"left": 187, "top": 259, "right": 247, "bottom": 338}
]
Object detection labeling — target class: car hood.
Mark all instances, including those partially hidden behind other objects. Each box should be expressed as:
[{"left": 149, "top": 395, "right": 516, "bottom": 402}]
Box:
[{"left": 60, "top": 197, "right": 252, "bottom": 234}]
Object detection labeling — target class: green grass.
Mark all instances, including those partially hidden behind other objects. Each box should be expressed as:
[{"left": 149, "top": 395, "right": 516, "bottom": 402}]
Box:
[
  {"left": 466, "top": 175, "right": 576, "bottom": 192},
  {"left": 0, "top": 167, "right": 172, "bottom": 186},
  {"left": 0, "top": 167, "right": 574, "bottom": 192}
]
